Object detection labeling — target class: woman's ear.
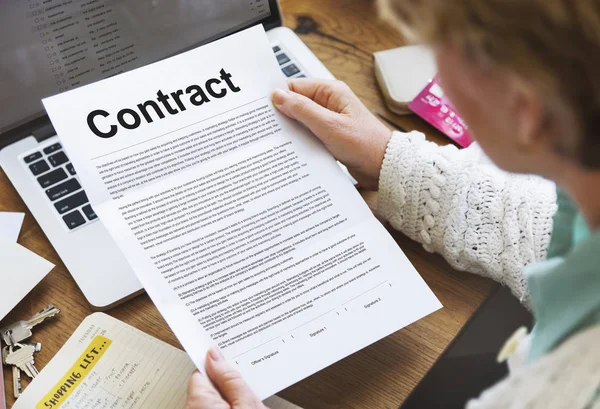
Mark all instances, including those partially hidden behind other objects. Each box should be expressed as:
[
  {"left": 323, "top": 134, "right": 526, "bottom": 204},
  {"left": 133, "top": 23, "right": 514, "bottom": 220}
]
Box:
[{"left": 512, "top": 79, "right": 547, "bottom": 151}]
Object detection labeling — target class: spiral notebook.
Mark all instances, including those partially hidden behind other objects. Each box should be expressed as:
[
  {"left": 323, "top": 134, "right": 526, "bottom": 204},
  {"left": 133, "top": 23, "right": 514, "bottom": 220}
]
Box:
[{"left": 13, "top": 313, "right": 300, "bottom": 409}]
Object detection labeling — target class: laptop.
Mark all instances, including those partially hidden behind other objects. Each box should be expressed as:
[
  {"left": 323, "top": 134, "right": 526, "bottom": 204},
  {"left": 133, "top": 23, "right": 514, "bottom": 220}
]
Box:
[
  {"left": 0, "top": 0, "right": 334, "bottom": 310},
  {"left": 400, "top": 285, "right": 533, "bottom": 408}
]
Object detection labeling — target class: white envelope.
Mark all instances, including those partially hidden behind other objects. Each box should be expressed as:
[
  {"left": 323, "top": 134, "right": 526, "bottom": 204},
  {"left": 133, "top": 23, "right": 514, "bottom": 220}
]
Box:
[{"left": 0, "top": 239, "right": 54, "bottom": 321}]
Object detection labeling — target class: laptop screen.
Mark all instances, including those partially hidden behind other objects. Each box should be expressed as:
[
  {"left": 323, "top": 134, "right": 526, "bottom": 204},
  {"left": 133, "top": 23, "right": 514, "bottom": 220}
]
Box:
[{"left": 0, "top": 0, "right": 275, "bottom": 134}]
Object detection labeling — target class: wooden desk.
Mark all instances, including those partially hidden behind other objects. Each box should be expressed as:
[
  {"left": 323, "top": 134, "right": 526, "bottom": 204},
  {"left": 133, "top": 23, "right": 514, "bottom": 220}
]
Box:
[{"left": 0, "top": 1, "right": 496, "bottom": 407}]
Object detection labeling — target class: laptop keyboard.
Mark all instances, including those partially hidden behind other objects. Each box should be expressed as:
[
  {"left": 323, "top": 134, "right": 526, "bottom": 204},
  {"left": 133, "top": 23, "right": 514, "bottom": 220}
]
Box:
[
  {"left": 22, "top": 46, "right": 305, "bottom": 232},
  {"left": 24, "top": 142, "right": 97, "bottom": 231},
  {"left": 273, "top": 45, "right": 306, "bottom": 78}
]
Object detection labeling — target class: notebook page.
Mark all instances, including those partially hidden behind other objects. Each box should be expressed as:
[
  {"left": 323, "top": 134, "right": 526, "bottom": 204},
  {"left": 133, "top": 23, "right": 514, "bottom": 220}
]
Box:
[{"left": 13, "top": 313, "right": 195, "bottom": 409}]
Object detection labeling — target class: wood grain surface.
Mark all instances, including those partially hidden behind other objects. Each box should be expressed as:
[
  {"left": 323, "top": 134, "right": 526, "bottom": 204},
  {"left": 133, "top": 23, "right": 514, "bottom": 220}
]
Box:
[{"left": 0, "top": 1, "right": 496, "bottom": 408}]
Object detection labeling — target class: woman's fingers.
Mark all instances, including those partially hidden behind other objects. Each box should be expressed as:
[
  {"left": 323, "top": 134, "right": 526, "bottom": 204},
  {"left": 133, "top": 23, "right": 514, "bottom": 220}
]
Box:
[
  {"left": 287, "top": 78, "right": 352, "bottom": 109},
  {"left": 272, "top": 88, "right": 339, "bottom": 141},
  {"left": 205, "top": 347, "right": 265, "bottom": 408},
  {"left": 185, "top": 350, "right": 267, "bottom": 409},
  {"left": 286, "top": 77, "right": 327, "bottom": 101},
  {"left": 271, "top": 78, "right": 392, "bottom": 191},
  {"left": 185, "top": 370, "right": 229, "bottom": 409}
]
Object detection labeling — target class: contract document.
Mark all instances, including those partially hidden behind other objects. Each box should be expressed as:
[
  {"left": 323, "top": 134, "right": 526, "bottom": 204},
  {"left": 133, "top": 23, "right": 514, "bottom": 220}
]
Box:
[{"left": 43, "top": 26, "right": 442, "bottom": 399}]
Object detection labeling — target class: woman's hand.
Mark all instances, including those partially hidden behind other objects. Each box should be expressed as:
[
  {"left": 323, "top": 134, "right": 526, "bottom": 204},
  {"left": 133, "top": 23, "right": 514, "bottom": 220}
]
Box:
[
  {"left": 186, "top": 348, "right": 269, "bottom": 409},
  {"left": 272, "top": 78, "right": 392, "bottom": 190}
]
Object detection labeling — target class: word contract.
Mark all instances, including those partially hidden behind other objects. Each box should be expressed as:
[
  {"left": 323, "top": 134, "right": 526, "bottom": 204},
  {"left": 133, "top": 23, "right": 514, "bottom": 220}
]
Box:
[{"left": 87, "top": 68, "right": 241, "bottom": 138}]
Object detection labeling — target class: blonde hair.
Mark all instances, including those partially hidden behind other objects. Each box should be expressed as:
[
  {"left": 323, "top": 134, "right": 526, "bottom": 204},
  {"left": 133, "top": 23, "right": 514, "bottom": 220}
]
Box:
[{"left": 379, "top": 0, "right": 600, "bottom": 168}]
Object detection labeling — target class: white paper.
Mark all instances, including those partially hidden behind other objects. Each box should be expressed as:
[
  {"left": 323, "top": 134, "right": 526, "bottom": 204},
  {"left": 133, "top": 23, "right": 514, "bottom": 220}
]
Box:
[
  {"left": 0, "top": 239, "right": 54, "bottom": 321},
  {"left": 43, "top": 26, "right": 442, "bottom": 399},
  {"left": 0, "top": 212, "right": 24, "bottom": 242}
]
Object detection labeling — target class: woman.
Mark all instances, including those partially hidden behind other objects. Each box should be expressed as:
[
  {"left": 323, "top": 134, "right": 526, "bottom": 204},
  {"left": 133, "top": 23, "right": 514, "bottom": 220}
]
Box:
[{"left": 186, "top": 0, "right": 600, "bottom": 408}]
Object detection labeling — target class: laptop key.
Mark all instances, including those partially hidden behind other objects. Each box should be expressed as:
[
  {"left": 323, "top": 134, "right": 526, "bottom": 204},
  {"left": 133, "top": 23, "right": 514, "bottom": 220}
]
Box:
[
  {"left": 282, "top": 64, "right": 300, "bottom": 77},
  {"left": 66, "top": 163, "right": 76, "bottom": 175},
  {"left": 43, "top": 143, "right": 62, "bottom": 155},
  {"left": 29, "top": 160, "right": 50, "bottom": 176},
  {"left": 23, "top": 152, "right": 42, "bottom": 164},
  {"left": 82, "top": 205, "right": 97, "bottom": 221},
  {"left": 62, "top": 210, "right": 86, "bottom": 230},
  {"left": 272, "top": 46, "right": 281, "bottom": 53},
  {"left": 45, "top": 178, "right": 81, "bottom": 201},
  {"left": 276, "top": 53, "right": 290, "bottom": 65},
  {"left": 48, "top": 151, "right": 69, "bottom": 167},
  {"left": 54, "top": 191, "right": 88, "bottom": 214},
  {"left": 37, "top": 168, "right": 68, "bottom": 188}
]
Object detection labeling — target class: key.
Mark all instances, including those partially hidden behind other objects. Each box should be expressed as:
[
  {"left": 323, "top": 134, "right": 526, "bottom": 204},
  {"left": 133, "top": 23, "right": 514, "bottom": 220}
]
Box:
[
  {"left": 23, "top": 151, "right": 42, "bottom": 164},
  {"left": 5, "top": 343, "right": 39, "bottom": 379},
  {"left": 282, "top": 64, "right": 300, "bottom": 77},
  {"left": 0, "top": 304, "right": 60, "bottom": 346},
  {"left": 45, "top": 178, "right": 81, "bottom": 201},
  {"left": 48, "top": 151, "right": 68, "bottom": 167},
  {"left": 62, "top": 210, "right": 86, "bottom": 230},
  {"left": 2, "top": 346, "right": 22, "bottom": 398},
  {"left": 37, "top": 167, "right": 68, "bottom": 188},
  {"left": 66, "top": 162, "right": 77, "bottom": 175},
  {"left": 43, "top": 142, "right": 62, "bottom": 155},
  {"left": 29, "top": 159, "right": 50, "bottom": 176},
  {"left": 82, "top": 204, "right": 97, "bottom": 221},
  {"left": 2, "top": 343, "right": 40, "bottom": 361},
  {"left": 12, "top": 364, "right": 22, "bottom": 398},
  {"left": 3, "top": 346, "right": 22, "bottom": 398},
  {"left": 276, "top": 52, "right": 290, "bottom": 65},
  {"left": 54, "top": 190, "right": 89, "bottom": 214}
]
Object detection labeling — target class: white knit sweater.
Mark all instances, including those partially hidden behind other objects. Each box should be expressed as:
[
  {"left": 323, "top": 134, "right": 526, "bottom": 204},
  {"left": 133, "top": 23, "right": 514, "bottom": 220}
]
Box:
[{"left": 377, "top": 131, "right": 600, "bottom": 409}]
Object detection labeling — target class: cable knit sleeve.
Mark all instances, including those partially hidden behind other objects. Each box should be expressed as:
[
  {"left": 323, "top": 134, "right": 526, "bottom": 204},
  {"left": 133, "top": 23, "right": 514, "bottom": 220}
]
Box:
[{"left": 377, "top": 131, "right": 557, "bottom": 307}]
